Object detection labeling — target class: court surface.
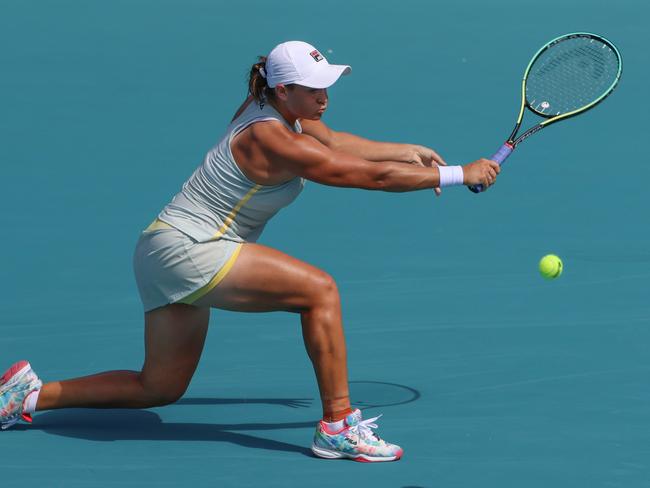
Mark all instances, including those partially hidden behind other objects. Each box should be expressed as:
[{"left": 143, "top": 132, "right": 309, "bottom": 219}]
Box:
[{"left": 2, "top": 0, "right": 649, "bottom": 486}]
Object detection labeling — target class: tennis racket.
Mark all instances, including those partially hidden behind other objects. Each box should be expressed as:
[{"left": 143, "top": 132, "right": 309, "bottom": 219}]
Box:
[{"left": 469, "top": 32, "right": 622, "bottom": 193}]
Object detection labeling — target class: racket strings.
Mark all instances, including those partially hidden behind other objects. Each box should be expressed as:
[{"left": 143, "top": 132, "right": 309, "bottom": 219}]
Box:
[{"left": 525, "top": 37, "right": 620, "bottom": 115}]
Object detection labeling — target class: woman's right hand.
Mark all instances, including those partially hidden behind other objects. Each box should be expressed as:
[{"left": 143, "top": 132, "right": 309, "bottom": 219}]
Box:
[{"left": 462, "top": 158, "right": 501, "bottom": 188}]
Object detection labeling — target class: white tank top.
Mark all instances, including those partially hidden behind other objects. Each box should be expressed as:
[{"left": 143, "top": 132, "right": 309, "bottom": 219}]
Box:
[{"left": 158, "top": 101, "right": 305, "bottom": 243}]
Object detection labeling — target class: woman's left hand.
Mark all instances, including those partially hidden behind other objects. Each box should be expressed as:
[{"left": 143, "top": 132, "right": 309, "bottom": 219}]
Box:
[{"left": 406, "top": 145, "right": 447, "bottom": 196}]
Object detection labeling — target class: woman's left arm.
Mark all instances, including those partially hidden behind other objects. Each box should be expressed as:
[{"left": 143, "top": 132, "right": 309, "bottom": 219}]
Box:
[
  {"left": 300, "top": 119, "right": 446, "bottom": 166},
  {"left": 300, "top": 119, "right": 447, "bottom": 195}
]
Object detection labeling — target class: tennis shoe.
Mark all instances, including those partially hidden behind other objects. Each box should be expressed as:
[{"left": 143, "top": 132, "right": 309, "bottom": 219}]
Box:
[
  {"left": 311, "top": 409, "right": 403, "bottom": 462},
  {"left": 0, "top": 361, "right": 42, "bottom": 430}
]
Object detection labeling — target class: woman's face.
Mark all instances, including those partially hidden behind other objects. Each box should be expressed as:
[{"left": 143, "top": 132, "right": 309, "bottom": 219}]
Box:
[{"left": 283, "top": 85, "right": 328, "bottom": 120}]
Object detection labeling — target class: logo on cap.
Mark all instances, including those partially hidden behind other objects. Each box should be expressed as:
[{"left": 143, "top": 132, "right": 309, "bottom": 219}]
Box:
[{"left": 310, "top": 50, "right": 324, "bottom": 62}]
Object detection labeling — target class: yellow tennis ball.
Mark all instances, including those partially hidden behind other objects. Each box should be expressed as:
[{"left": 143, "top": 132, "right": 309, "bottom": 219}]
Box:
[{"left": 539, "top": 254, "right": 563, "bottom": 279}]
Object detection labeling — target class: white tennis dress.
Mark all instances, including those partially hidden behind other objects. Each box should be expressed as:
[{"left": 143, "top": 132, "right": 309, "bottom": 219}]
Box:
[{"left": 133, "top": 100, "right": 305, "bottom": 311}]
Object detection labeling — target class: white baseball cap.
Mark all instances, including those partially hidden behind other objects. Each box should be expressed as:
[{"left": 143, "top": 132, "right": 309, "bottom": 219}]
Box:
[{"left": 262, "top": 41, "right": 351, "bottom": 89}]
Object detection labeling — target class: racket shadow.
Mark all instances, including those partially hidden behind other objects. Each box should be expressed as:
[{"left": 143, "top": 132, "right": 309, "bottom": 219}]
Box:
[{"left": 350, "top": 380, "right": 421, "bottom": 412}]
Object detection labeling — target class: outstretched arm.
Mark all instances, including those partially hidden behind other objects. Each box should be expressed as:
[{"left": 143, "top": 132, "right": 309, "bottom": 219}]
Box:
[
  {"left": 255, "top": 120, "right": 499, "bottom": 192},
  {"left": 300, "top": 119, "right": 445, "bottom": 166}
]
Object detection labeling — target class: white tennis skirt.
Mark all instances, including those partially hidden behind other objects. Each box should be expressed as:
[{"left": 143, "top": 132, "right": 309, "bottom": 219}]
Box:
[{"left": 133, "top": 220, "right": 242, "bottom": 312}]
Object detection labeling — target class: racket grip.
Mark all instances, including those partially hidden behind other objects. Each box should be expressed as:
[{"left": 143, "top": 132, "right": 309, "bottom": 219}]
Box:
[{"left": 468, "top": 143, "right": 513, "bottom": 193}]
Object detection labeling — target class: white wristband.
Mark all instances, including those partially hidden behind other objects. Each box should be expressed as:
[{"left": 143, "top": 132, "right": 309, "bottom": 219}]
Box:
[{"left": 437, "top": 165, "right": 464, "bottom": 187}]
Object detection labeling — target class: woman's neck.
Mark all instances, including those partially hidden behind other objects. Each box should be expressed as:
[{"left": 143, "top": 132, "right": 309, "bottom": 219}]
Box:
[{"left": 268, "top": 99, "right": 297, "bottom": 127}]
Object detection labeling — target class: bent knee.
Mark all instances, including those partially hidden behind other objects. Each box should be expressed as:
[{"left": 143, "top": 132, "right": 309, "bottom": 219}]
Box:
[
  {"left": 153, "top": 390, "right": 185, "bottom": 407},
  {"left": 305, "top": 271, "right": 340, "bottom": 308},
  {"left": 140, "top": 378, "right": 188, "bottom": 407}
]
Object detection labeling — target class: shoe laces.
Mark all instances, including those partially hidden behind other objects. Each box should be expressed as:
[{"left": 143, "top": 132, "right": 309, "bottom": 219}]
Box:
[
  {"left": 349, "top": 414, "right": 383, "bottom": 442},
  {"left": 1, "top": 414, "right": 22, "bottom": 430}
]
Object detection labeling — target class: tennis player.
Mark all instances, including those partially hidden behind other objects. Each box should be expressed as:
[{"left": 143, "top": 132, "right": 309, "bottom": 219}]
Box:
[{"left": 0, "top": 41, "right": 499, "bottom": 462}]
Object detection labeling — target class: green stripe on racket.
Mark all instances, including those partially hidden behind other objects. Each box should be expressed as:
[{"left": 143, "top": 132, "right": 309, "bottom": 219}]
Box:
[{"left": 469, "top": 32, "right": 622, "bottom": 193}]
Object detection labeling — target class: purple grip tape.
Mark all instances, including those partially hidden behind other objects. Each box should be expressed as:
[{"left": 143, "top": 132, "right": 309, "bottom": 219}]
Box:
[
  {"left": 491, "top": 143, "right": 514, "bottom": 165},
  {"left": 468, "top": 143, "right": 513, "bottom": 193}
]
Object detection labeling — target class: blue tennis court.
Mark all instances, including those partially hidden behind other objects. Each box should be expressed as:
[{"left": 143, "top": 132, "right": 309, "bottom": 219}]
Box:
[{"left": 2, "top": 0, "right": 649, "bottom": 486}]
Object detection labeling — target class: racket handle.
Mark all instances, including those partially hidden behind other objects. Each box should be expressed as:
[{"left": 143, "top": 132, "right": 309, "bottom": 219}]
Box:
[{"left": 468, "top": 143, "right": 513, "bottom": 193}]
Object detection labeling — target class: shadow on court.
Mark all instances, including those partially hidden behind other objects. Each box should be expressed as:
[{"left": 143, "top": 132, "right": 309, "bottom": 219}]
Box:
[
  {"left": 22, "top": 408, "right": 315, "bottom": 457},
  {"left": 19, "top": 382, "right": 420, "bottom": 457},
  {"left": 176, "top": 380, "right": 422, "bottom": 412},
  {"left": 176, "top": 397, "right": 312, "bottom": 408}
]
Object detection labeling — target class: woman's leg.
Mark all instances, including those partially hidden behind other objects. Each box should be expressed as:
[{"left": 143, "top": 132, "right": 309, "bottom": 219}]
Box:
[
  {"left": 34, "top": 241, "right": 350, "bottom": 417},
  {"left": 191, "top": 243, "right": 351, "bottom": 420},
  {"left": 36, "top": 304, "right": 209, "bottom": 410}
]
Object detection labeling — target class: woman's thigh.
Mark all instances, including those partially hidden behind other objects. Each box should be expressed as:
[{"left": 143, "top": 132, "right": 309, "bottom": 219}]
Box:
[
  {"left": 140, "top": 303, "right": 210, "bottom": 397},
  {"left": 191, "top": 243, "right": 337, "bottom": 313}
]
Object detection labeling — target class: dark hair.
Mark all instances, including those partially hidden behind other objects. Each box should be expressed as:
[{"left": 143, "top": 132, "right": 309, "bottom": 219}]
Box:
[
  {"left": 247, "top": 56, "right": 294, "bottom": 106},
  {"left": 248, "top": 56, "right": 270, "bottom": 104}
]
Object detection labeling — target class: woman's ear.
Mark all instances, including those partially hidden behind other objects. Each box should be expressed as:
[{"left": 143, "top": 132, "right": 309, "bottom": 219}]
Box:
[{"left": 274, "top": 84, "right": 289, "bottom": 102}]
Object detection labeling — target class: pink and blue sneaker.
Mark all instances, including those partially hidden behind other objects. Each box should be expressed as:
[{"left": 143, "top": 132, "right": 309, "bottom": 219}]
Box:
[
  {"left": 311, "top": 409, "right": 403, "bottom": 462},
  {"left": 0, "top": 361, "right": 42, "bottom": 430}
]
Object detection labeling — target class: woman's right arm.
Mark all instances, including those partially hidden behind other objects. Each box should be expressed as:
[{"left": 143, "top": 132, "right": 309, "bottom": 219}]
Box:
[{"left": 255, "top": 121, "right": 500, "bottom": 192}]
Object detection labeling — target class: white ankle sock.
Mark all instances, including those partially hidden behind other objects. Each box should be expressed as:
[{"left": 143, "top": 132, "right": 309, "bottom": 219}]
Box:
[
  {"left": 23, "top": 389, "right": 40, "bottom": 414},
  {"left": 324, "top": 419, "right": 345, "bottom": 431}
]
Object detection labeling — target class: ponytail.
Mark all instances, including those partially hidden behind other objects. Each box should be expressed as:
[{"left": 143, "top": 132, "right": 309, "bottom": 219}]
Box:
[
  {"left": 248, "top": 56, "right": 270, "bottom": 106},
  {"left": 247, "top": 55, "right": 295, "bottom": 107}
]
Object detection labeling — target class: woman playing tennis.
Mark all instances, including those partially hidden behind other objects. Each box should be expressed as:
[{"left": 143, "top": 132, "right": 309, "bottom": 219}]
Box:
[{"left": 0, "top": 40, "right": 499, "bottom": 462}]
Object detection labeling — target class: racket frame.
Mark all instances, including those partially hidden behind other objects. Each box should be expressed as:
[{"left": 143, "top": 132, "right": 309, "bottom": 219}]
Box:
[
  {"left": 511, "top": 32, "right": 623, "bottom": 148},
  {"left": 469, "top": 32, "right": 622, "bottom": 193}
]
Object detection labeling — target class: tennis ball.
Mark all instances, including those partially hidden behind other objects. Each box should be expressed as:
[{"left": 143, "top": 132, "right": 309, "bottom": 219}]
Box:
[{"left": 539, "top": 254, "right": 563, "bottom": 279}]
